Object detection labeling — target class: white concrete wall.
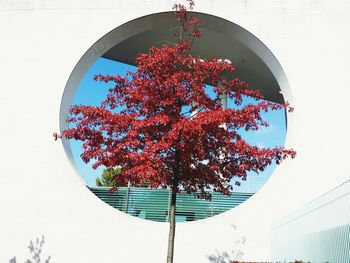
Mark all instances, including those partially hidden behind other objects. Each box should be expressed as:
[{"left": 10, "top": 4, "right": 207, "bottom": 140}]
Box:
[{"left": 1, "top": 0, "right": 349, "bottom": 262}]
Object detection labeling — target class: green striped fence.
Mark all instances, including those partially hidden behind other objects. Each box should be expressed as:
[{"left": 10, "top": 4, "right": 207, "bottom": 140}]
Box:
[{"left": 88, "top": 186, "right": 253, "bottom": 222}]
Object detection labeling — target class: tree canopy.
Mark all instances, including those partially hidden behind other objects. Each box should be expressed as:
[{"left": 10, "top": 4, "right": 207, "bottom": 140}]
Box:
[
  {"left": 61, "top": 2, "right": 295, "bottom": 197},
  {"left": 95, "top": 167, "right": 121, "bottom": 187}
]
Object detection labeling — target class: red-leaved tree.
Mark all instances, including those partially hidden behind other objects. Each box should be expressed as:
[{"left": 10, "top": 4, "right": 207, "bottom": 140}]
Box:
[{"left": 56, "top": 1, "right": 295, "bottom": 262}]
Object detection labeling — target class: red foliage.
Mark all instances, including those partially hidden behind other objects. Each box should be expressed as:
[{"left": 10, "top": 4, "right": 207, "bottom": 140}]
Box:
[{"left": 59, "top": 0, "right": 296, "bottom": 196}]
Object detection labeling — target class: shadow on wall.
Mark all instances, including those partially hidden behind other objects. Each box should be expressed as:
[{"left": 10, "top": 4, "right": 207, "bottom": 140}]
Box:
[
  {"left": 207, "top": 224, "right": 246, "bottom": 263},
  {"left": 9, "top": 235, "right": 51, "bottom": 263}
]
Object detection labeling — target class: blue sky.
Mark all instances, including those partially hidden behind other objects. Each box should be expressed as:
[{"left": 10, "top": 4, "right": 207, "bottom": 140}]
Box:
[{"left": 70, "top": 58, "right": 286, "bottom": 193}]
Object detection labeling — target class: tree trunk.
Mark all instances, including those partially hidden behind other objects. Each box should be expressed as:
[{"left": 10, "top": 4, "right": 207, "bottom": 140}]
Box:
[{"left": 166, "top": 184, "right": 177, "bottom": 263}]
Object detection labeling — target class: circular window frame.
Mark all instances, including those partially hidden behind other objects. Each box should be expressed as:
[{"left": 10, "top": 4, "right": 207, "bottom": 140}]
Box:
[{"left": 59, "top": 11, "right": 292, "bottom": 222}]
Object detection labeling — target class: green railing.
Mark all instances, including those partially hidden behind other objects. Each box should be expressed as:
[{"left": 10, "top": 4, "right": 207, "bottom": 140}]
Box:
[{"left": 88, "top": 186, "right": 254, "bottom": 222}]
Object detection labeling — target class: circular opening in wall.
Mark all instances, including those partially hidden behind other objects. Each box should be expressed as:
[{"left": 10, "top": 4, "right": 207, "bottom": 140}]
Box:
[{"left": 60, "top": 11, "right": 292, "bottom": 223}]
